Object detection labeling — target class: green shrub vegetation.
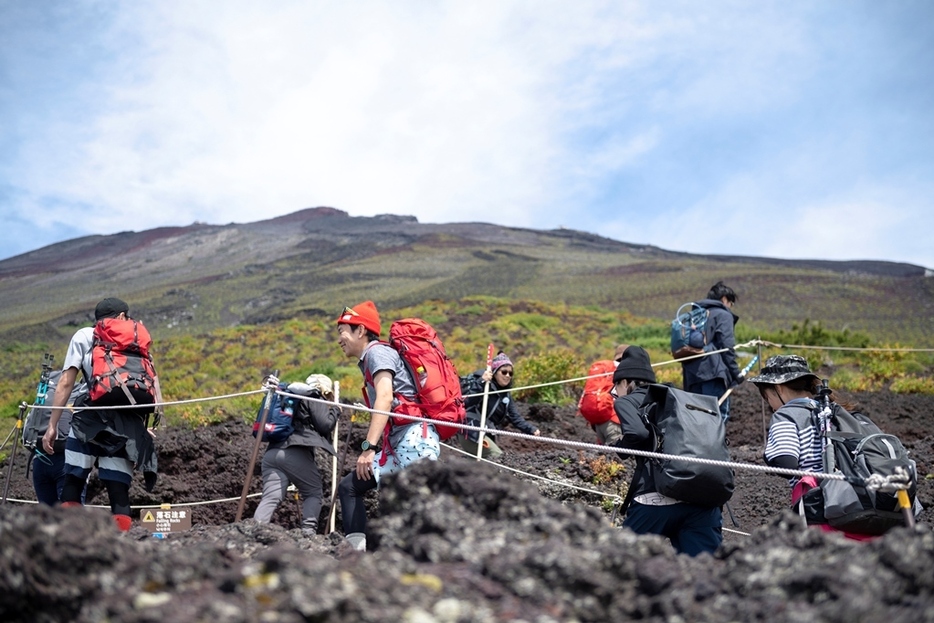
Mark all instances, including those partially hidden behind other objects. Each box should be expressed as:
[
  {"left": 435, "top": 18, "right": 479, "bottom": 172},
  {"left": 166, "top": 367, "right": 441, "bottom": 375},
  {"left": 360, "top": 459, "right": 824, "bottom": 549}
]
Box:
[{"left": 1, "top": 298, "right": 931, "bottom": 439}]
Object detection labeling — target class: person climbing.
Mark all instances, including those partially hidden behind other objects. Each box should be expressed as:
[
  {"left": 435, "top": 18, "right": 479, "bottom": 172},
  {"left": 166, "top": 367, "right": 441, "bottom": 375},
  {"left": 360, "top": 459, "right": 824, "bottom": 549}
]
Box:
[
  {"left": 253, "top": 373, "right": 339, "bottom": 535},
  {"left": 680, "top": 281, "right": 743, "bottom": 420},
  {"left": 458, "top": 352, "right": 540, "bottom": 459},
  {"left": 608, "top": 346, "right": 724, "bottom": 556},
  {"left": 41, "top": 297, "right": 162, "bottom": 532},
  {"left": 751, "top": 354, "right": 920, "bottom": 540},
  {"left": 335, "top": 301, "right": 440, "bottom": 551}
]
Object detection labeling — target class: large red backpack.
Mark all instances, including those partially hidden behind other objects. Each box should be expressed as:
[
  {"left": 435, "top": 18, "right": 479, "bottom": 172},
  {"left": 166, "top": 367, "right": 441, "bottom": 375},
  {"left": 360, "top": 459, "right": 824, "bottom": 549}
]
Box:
[
  {"left": 89, "top": 317, "right": 157, "bottom": 406},
  {"left": 578, "top": 360, "right": 618, "bottom": 426},
  {"left": 386, "top": 318, "right": 466, "bottom": 440}
]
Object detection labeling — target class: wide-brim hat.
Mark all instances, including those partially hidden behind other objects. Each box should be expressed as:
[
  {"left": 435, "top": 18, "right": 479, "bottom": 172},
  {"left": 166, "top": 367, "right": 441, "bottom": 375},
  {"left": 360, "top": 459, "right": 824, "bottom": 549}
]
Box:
[
  {"left": 304, "top": 374, "right": 334, "bottom": 398},
  {"left": 747, "top": 355, "right": 819, "bottom": 386}
]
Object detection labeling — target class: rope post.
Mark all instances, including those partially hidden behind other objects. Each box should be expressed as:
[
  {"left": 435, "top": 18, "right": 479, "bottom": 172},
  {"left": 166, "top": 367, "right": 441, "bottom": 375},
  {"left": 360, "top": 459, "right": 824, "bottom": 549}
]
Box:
[
  {"left": 475, "top": 343, "right": 495, "bottom": 460},
  {"left": 235, "top": 373, "right": 278, "bottom": 522},
  {"left": 2, "top": 403, "right": 27, "bottom": 504},
  {"left": 327, "top": 381, "right": 341, "bottom": 534}
]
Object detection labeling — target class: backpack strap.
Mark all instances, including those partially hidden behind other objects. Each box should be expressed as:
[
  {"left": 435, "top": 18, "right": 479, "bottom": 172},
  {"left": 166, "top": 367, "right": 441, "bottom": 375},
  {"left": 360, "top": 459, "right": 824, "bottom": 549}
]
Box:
[{"left": 618, "top": 458, "right": 644, "bottom": 517}]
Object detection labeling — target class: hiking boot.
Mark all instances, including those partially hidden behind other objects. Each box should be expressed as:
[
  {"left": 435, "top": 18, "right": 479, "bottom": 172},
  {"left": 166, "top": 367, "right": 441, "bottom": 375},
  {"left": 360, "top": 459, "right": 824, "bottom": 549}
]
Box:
[{"left": 344, "top": 532, "right": 366, "bottom": 551}]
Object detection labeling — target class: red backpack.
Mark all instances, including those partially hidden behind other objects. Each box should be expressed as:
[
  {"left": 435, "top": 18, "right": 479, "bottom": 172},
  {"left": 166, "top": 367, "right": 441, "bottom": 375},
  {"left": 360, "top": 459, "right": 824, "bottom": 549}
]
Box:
[
  {"left": 386, "top": 318, "right": 466, "bottom": 440},
  {"left": 578, "top": 360, "right": 618, "bottom": 426},
  {"left": 89, "top": 318, "right": 157, "bottom": 406}
]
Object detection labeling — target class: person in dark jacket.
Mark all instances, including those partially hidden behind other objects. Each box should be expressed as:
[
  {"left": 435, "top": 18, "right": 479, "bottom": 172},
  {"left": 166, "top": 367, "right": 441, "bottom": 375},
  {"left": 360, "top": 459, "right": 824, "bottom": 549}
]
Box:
[
  {"left": 458, "top": 352, "right": 539, "bottom": 459},
  {"left": 610, "top": 346, "right": 723, "bottom": 556},
  {"left": 681, "top": 281, "right": 743, "bottom": 420},
  {"left": 254, "top": 373, "right": 338, "bottom": 535}
]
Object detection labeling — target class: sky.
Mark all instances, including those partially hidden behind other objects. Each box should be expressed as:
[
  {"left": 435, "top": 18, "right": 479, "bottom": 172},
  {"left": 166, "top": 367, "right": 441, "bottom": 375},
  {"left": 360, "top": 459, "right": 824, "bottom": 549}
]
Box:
[{"left": 1, "top": 1, "right": 932, "bottom": 268}]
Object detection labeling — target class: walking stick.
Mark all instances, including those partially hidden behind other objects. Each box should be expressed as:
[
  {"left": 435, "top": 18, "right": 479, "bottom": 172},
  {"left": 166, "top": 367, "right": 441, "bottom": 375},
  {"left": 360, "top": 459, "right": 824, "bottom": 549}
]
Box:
[
  {"left": 475, "top": 343, "right": 495, "bottom": 460},
  {"left": 327, "top": 381, "right": 344, "bottom": 534},
  {"left": 235, "top": 370, "right": 278, "bottom": 522},
  {"left": 1, "top": 403, "right": 26, "bottom": 504},
  {"left": 718, "top": 354, "right": 760, "bottom": 406}
]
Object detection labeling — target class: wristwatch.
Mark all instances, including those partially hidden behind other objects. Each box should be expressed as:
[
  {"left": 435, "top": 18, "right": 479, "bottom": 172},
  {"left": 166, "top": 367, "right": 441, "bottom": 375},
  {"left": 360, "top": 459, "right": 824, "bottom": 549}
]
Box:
[{"left": 361, "top": 440, "right": 377, "bottom": 452}]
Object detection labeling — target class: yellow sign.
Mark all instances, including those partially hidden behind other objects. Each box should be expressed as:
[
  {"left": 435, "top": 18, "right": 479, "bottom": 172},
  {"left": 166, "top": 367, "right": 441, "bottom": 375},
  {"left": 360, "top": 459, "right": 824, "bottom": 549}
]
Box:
[{"left": 139, "top": 505, "right": 192, "bottom": 534}]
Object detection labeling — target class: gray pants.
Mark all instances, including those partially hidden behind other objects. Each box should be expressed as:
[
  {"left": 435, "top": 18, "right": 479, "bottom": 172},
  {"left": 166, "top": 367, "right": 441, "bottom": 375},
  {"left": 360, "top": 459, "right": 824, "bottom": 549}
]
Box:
[
  {"left": 456, "top": 434, "right": 503, "bottom": 459},
  {"left": 253, "top": 446, "right": 324, "bottom": 532}
]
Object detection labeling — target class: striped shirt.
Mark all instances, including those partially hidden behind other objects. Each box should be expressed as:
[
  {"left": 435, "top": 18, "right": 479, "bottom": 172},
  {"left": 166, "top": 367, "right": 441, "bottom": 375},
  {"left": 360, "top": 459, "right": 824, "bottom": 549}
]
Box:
[{"left": 764, "top": 398, "right": 823, "bottom": 484}]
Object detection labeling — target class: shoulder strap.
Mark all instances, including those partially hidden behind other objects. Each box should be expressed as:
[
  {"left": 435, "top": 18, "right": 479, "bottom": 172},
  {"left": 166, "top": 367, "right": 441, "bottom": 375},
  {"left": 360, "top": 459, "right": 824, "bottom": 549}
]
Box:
[{"left": 618, "top": 458, "right": 644, "bottom": 517}]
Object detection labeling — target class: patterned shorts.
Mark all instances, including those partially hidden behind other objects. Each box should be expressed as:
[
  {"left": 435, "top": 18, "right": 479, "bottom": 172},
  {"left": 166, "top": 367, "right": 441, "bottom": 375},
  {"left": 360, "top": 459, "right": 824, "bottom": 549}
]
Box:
[{"left": 373, "top": 424, "right": 440, "bottom": 486}]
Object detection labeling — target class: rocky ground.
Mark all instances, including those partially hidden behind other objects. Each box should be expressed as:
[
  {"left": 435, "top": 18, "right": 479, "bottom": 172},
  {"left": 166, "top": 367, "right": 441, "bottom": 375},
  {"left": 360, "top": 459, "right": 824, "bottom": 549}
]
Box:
[{"left": 1, "top": 382, "right": 932, "bottom": 622}]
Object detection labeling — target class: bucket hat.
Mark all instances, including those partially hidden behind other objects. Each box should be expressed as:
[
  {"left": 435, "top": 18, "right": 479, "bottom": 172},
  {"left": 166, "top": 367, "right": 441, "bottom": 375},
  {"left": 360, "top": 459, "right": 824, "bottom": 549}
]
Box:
[
  {"left": 747, "top": 355, "right": 819, "bottom": 386},
  {"left": 304, "top": 374, "right": 334, "bottom": 398}
]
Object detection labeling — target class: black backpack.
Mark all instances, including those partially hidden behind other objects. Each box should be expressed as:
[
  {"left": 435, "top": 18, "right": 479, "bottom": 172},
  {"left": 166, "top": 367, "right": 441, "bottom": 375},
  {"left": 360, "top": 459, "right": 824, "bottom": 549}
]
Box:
[
  {"left": 624, "top": 384, "right": 734, "bottom": 509},
  {"left": 801, "top": 404, "right": 917, "bottom": 535}
]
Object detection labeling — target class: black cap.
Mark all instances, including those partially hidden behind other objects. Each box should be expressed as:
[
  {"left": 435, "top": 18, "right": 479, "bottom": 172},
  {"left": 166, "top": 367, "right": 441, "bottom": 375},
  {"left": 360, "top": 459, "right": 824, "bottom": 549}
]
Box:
[
  {"left": 612, "top": 345, "right": 656, "bottom": 384},
  {"left": 94, "top": 297, "right": 129, "bottom": 320}
]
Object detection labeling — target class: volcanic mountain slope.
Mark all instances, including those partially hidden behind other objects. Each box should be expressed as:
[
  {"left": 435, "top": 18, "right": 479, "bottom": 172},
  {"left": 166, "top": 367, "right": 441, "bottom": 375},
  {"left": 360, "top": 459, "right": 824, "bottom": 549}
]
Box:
[{"left": 0, "top": 207, "right": 931, "bottom": 345}]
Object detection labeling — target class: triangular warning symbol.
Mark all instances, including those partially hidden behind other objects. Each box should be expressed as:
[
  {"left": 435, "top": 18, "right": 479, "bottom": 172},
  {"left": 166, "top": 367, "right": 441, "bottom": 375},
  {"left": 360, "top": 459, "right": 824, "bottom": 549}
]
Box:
[{"left": 143, "top": 511, "right": 155, "bottom": 522}]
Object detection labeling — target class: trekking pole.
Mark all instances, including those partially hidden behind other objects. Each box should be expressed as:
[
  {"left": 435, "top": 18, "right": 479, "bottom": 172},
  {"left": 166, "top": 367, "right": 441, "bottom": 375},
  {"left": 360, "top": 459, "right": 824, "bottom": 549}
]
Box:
[
  {"left": 328, "top": 400, "right": 357, "bottom": 534},
  {"left": 757, "top": 340, "right": 766, "bottom": 445},
  {"left": 475, "top": 343, "right": 495, "bottom": 460},
  {"left": 235, "top": 370, "right": 278, "bottom": 522},
  {"left": 1, "top": 403, "right": 27, "bottom": 504},
  {"left": 327, "top": 381, "right": 342, "bottom": 534},
  {"left": 889, "top": 466, "right": 916, "bottom": 529},
  {"left": 717, "top": 354, "right": 759, "bottom": 405},
  {"left": 816, "top": 379, "right": 835, "bottom": 472},
  {"left": 25, "top": 353, "right": 56, "bottom": 483}
]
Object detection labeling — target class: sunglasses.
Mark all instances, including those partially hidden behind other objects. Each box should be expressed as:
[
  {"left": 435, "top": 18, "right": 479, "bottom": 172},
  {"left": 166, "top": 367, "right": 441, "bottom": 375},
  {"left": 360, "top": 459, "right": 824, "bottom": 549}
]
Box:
[
  {"left": 341, "top": 306, "right": 359, "bottom": 317},
  {"left": 496, "top": 368, "right": 514, "bottom": 377}
]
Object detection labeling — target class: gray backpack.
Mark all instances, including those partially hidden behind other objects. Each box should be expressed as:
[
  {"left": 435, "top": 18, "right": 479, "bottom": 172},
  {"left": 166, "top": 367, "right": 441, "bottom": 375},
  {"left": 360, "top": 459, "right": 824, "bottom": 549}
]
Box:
[
  {"left": 22, "top": 369, "right": 87, "bottom": 450},
  {"left": 639, "top": 384, "right": 735, "bottom": 507},
  {"left": 802, "top": 404, "right": 918, "bottom": 535}
]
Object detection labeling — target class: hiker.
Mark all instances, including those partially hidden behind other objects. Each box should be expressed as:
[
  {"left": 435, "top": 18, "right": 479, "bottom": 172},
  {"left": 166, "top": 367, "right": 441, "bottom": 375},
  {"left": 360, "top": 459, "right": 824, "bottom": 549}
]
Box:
[
  {"left": 585, "top": 344, "right": 630, "bottom": 446},
  {"left": 335, "top": 301, "right": 440, "bottom": 551},
  {"left": 41, "top": 297, "right": 161, "bottom": 532},
  {"left": 751, "top": 354, "right": 920, "bottom": 540},
  {"left": 27, "top": 372, "right": 88, "bottom": 505},
  {"left": 680, "top": 281, "right": 742, "bottom": 420},
  {"left": 253, "top": 373, "right": 339, "bottom": 535},
  {"left": 608, "top": 346, "right": 724, "bottom": 556},
  {"left": 459, "top": 352, "right": 540, "bottom": 459}
]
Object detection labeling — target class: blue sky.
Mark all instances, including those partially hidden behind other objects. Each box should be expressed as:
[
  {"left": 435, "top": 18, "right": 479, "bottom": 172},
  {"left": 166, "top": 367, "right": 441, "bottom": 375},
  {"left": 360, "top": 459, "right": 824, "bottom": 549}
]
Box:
[{"left": 2, "top": 1, "right": 932, "bottom": 268}]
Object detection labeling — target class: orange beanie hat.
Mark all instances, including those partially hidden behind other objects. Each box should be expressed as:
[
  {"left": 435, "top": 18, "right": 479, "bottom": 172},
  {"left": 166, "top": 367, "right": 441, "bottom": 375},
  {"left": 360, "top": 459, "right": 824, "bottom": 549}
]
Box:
[{"left": 336, "top": 301, "right": 382, "bottom": 336}]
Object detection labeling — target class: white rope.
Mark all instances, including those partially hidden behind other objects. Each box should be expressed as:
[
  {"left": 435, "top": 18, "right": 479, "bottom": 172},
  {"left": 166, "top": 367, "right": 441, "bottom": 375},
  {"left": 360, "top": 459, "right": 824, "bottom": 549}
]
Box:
[
  {"left": 439, "top": 439, "right": 624, "bottom": 503},
  {"left": 23, "top": 389, "right": 266, "bottom": 411},
  {"left": 460, "top": 342, "right": 757, "bottom": 400},
  {"left": 2, "top": 492, "right": 264, "bottom": 509},
  {"left": 751, "top": 339, "right": 934, "bottom": 353},
  {"left": 286, "top": 391, "right": 849, "bottom": 484}
]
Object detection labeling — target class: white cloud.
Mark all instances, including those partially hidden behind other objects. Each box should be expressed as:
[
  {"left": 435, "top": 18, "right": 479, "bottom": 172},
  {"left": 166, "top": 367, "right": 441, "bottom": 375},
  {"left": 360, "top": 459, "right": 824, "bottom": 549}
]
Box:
[{"left": 1, "top": 1, "right": 931, "bottom": 269}]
